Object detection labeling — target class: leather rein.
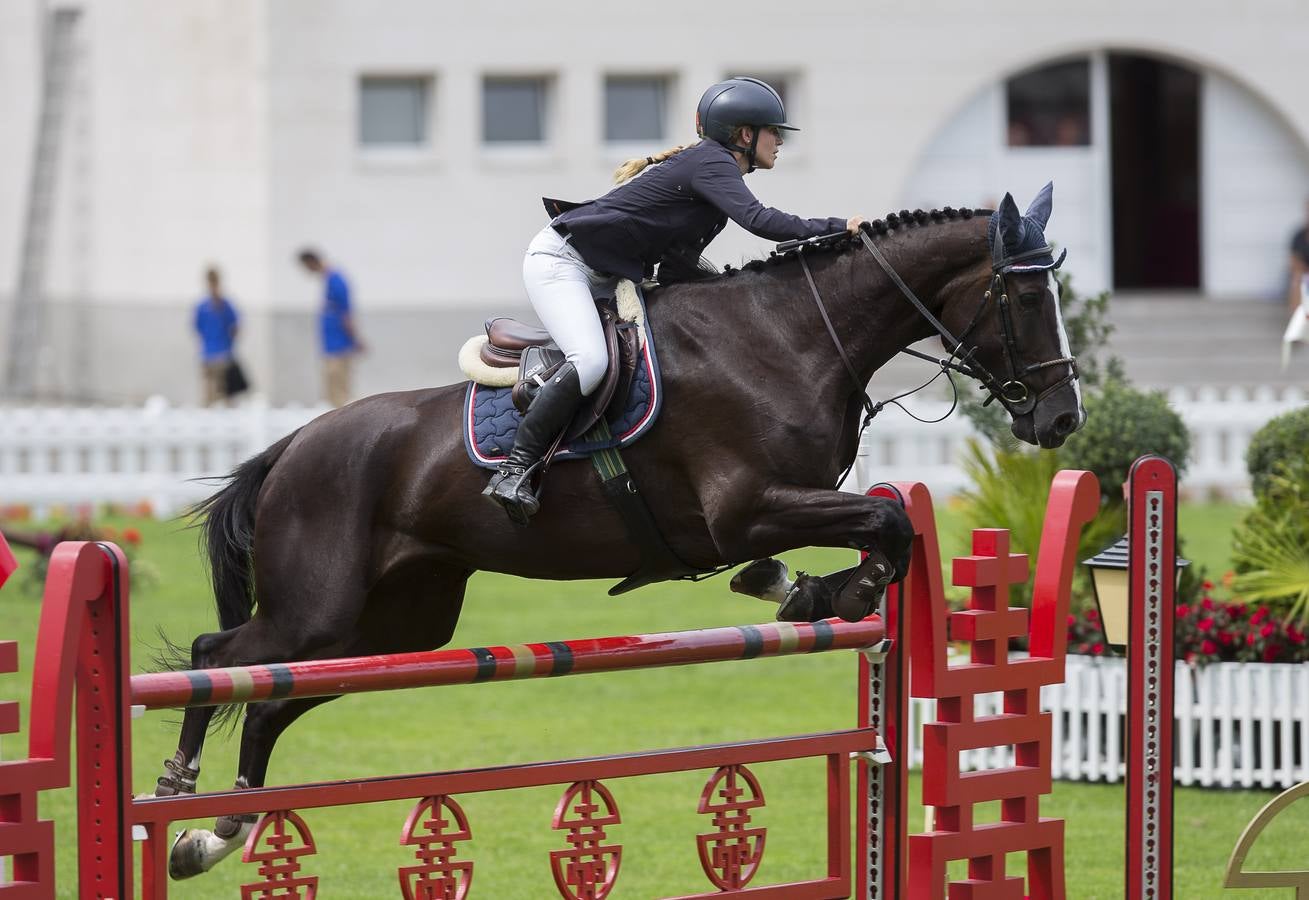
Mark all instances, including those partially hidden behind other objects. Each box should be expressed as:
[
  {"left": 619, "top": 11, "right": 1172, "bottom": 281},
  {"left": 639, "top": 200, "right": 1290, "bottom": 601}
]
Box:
[{"left": 791, "top": 227, "right": 1078, "bottom": 485}]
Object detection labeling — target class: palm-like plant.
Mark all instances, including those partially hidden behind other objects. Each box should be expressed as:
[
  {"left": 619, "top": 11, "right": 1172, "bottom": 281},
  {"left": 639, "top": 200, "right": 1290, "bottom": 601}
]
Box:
[
  {"left": 1232, "top": 513, "right": 1309, "bottom": 624},
  {"left": 1233, "top": 456, "right": 1309, "bottom": 624}
]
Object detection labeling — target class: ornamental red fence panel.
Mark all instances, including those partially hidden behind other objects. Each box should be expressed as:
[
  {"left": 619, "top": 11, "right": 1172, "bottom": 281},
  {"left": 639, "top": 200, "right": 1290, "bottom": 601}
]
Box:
[{"left": 0, "top": 473, "right": 1106, "bottom": 898}]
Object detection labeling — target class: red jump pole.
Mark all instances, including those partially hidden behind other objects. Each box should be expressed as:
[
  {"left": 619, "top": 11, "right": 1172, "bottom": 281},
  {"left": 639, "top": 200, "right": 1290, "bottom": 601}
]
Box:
[
  {"left": 131, "top": 618, "right": 886, "bottom": 710},
  {"left": 1126, "top": 456, "right": 1177, "bottom": 900}
]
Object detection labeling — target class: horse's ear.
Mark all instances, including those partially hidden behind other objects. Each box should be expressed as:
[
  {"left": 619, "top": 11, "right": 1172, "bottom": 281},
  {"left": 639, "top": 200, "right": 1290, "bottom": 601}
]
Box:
[
  {"left": 1025, "top": 181, "right": 1054, "bottom": 230},
  {"left": 997, "top": 192, "right": 1022, "bottom": 246}
]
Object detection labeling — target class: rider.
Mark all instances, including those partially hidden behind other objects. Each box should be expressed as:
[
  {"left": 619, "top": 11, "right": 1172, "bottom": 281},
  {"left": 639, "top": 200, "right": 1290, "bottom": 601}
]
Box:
[{"left": 484, "top": 76, "right": 867, "bottom": 523}]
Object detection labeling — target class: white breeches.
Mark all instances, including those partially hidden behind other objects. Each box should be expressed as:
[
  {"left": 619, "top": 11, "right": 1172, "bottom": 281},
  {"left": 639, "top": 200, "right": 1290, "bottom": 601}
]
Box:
[{"left": 522, "top": 225, "right": 618, "bottom": 396}]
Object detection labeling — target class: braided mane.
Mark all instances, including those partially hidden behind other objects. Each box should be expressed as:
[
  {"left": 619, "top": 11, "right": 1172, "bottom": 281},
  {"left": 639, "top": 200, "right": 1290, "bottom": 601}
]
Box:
[{"left": 718, "top": 206, "right": 990, "bottom": 278}]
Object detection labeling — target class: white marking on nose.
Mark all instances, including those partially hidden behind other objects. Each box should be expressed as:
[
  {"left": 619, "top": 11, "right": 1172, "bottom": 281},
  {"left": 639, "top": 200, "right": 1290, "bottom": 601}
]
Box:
[{"left": 1048, "top": 271, "right": 1084, "bottom": 419}]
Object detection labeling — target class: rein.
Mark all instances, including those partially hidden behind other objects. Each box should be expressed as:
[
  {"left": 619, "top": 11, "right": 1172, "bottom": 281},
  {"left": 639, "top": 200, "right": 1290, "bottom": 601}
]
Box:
[{"left": 791, "top": 228, "right": 1078, "bottom": 487}]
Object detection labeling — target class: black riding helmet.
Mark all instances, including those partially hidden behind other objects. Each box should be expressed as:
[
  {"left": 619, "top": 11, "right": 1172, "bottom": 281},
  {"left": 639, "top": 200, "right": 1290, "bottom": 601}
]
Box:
[{"left": 696, "top": 77, "right": 798, "bottom": 172}]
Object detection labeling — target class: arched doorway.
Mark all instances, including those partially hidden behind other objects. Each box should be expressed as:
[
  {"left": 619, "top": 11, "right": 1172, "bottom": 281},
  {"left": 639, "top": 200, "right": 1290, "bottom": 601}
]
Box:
[{"left": 903, "top": 51, "right": 1309, "bottom": 299}]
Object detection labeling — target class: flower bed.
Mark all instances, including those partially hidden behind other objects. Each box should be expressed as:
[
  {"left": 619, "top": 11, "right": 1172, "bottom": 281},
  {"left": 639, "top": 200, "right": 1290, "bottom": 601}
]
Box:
[{"left": 1067, "top": 574, "right": 1309, "bottom": 664}]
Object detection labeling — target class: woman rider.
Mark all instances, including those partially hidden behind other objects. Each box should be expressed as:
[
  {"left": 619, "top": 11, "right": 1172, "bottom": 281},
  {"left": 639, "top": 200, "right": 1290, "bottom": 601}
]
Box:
[{"left": 484, "top": 76, "right": 867, "bottom": 523}]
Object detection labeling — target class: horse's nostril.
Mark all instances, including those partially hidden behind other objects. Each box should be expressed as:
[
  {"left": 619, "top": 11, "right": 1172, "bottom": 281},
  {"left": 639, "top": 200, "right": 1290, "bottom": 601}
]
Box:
[{"left": 1053, "top": 412, "right": 1077, "bottom": 435}]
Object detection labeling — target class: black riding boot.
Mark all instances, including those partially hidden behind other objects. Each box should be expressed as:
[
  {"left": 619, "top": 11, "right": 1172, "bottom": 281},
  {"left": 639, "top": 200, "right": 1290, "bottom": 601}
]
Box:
[{"left": 483, "top": 362, "right": 584, "bottom": 524}]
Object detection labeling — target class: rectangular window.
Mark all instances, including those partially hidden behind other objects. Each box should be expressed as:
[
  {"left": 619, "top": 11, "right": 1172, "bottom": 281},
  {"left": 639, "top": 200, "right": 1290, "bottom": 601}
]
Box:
[
  {"left": 605, "top": 76, "right": 669, "bottom": 142},
  {"left": 358, "top": 76, "right": 430, "bottom": 146},
  {"left": 1006, "top": 59, "right": 1091, "bottom": 147},
  {"left": 483, "top": 76, "right": 548, "bottom": 143}
]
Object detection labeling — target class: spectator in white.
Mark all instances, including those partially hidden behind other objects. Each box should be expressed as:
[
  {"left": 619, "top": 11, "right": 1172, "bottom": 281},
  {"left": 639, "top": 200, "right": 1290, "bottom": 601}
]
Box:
[
  {"left": 297, "top": 249, "right": 365, "bottom": 407},
  {"left": 1289, "top": 198, "right": 1309, "bottom": 313},
  {"left": 192, "top": 266, "right": 239, "bottom": 406},
  {"left": 1283, "top": 199, "right": 1309, "bottom": 367}
]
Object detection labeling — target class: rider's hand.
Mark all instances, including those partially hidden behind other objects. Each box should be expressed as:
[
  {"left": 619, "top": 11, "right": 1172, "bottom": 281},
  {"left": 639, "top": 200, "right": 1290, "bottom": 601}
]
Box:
[{"left": 846, "top": 217, "right": 866, "bottom": 234}]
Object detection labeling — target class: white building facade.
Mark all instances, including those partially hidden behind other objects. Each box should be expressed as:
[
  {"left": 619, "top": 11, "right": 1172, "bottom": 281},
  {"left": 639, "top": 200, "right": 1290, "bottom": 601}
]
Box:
[{"left": 2, "top": 0, "right": 1308, "bottom": 404}]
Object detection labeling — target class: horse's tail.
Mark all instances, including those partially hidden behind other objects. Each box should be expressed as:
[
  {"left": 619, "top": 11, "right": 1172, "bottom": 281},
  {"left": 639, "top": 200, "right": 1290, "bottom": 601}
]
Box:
[{"left": 192, "top": 429, "right": 299, "bottom": 632}]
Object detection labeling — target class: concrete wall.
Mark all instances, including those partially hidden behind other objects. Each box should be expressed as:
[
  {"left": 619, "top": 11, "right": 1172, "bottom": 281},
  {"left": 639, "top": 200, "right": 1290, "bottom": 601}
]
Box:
[
  {"left": 3, "top": 0, "right": 1308, "bottom": 403},
  {"left": 0, "top": 1, "right": 42, "bottom": 364}
]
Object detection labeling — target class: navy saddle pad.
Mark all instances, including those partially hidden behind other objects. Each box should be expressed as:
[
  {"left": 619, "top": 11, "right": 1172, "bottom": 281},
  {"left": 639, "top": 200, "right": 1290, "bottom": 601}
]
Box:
[{"left": 463, "top": 290, "right": 663, "bottom": 468}]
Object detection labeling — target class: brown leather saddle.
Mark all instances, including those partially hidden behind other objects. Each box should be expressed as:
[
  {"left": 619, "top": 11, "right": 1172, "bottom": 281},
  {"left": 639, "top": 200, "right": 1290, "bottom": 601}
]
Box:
[{"left": 480, "top": 300, "right": 640, "bottom": 441}]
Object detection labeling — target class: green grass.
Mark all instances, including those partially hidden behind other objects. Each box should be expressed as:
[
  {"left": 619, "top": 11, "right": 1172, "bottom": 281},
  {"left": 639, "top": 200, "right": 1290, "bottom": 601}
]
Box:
[
  {"left": 2, "top": 502, "right": 1302, "bottom": 898},
  {"left": 1178, "top": 501, "right": 1248, "bottom": 576}
]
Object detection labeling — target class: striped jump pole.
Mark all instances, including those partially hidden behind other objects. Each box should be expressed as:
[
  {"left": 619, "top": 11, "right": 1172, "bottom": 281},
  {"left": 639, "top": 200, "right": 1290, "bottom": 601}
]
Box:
[{"left": 130, "top": 618, "right": 886, "bottom": 710}]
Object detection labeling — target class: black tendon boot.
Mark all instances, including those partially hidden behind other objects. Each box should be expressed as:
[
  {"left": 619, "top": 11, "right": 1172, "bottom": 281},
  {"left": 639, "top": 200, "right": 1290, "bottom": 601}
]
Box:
[{"left": 483, "top": 362, "right": 584, "bottom": 524}]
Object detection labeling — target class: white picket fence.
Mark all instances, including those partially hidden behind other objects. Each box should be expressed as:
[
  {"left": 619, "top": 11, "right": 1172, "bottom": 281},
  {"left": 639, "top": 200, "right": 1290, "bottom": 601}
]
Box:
[
  {"left": 852, "top": 384, "right": 1308, "bottom": 498},
  {"left": 0, "top": 398, "right": 328, "bottom": 516},
  {"left": 904, "top": 655, "right": 1309, "bottom": 789},
  {"left": 0, "top": 384, "right": 1303, "bottom": 517}
]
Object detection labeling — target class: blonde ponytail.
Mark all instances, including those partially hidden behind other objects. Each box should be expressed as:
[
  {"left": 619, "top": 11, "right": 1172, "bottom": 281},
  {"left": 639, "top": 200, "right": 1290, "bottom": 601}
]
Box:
[{"left": 613, "top": 143, "right": 692, "bottom": 184}]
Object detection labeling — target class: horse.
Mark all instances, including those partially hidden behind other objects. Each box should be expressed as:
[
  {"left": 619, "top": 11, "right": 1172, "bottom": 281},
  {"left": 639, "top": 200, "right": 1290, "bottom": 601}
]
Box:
[{"left": 160, "top": 185, "right": 1085, "bottom": 878}]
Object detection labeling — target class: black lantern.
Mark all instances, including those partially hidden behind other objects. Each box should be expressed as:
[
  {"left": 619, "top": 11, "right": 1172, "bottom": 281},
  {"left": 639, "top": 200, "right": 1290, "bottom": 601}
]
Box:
[{"left": 1083, "top": 536, "right": 1188, "bottom": 655}]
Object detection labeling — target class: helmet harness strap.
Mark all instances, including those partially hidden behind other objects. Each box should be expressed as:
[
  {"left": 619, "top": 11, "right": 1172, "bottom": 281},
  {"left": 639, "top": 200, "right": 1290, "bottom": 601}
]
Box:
[{"left": 724, "top": 126, "right": 763, "bottom": 173}]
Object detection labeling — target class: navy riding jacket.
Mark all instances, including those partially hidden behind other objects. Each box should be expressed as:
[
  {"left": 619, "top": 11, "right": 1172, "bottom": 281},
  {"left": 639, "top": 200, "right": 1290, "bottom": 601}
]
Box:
[{"left": 549, "top": 140, "right": 847, "bottom": 281}]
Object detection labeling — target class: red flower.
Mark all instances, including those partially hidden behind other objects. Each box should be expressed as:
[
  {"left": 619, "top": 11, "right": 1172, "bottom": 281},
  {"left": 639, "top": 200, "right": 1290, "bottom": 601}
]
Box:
[
  {"left": 1252, "top": 608, "right": 1267, "bottom": 625},
  {"left": 1248, "top": 633, "right": 1258, "bottom": 646},
  {"left": 1197, "top": 617, "right": 1215, "bottom": 633},
  {"left": 1176, "top": 604, "right": 1190, "bottom": 618},
  {"left": 1077, "top": 643, "right": 1090, "bottom": 654},
  {"left": 1202, "top": 598, "right": 1215, "bottom": 611},
  {"left": 1202, "top": 579, "right": 1215, "bottom": 591},
  {"left": 1067, "top": 614, "right": 1077, "bottom": 627},
  {"left": 1085, "top": 608, "right": 1099, "bottom": 621},
  {"left": 1264, "top": 645, "right": 1282, "bottom": 662},
  {"left": 1220, "top": 632, "right": 1234, "bottom": 646},
  {"left": 1201, "top": 639, "right": 1218, "bottom": 654},
  {"left": 1092, "top": 643, "right": 1105, "bottom": 656},
  {"left": 1261, "top": 622, "right": 1276, "bottom": 638},
  {"left": 122, "top": 527, "right": 142, "bottom": 545}
]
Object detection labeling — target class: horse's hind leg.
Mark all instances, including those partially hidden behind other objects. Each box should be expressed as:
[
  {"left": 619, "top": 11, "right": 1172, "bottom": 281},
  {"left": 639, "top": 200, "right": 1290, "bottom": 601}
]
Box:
[
  {"left": 151, "top": 626, "right": 259, "bottom": 799},
  {"left": 160, "top": 614, "right": 333, "bottom": 879},
  {"left": 169, "top": 560, "right": 473, "bottom": 880},
  {"left": 167, "top": 694, "right": 338, "bottom": 880}
]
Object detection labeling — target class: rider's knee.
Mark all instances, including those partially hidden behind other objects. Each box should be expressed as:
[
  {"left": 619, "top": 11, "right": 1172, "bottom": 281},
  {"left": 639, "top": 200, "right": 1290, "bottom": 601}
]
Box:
[{"left": 568, "top": 349, "right": 608, "bottom": 396}]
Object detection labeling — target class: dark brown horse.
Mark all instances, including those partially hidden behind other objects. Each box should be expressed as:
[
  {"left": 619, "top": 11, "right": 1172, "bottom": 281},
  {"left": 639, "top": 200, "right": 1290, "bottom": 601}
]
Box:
[{"left": 162, "top": 189, "right": 1085, "bottom": 878}]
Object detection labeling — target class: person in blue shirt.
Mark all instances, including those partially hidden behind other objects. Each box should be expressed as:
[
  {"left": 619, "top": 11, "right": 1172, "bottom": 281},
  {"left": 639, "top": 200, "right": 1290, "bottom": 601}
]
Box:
[
  {"left": 298, "top": 249, "right": 365, "bottom": 407},
  {"left": 484, "top": 76, "right": 866, "bottom": 523},
  {"left": 193, "top": 267, "right": 239, "bottom": 406}
]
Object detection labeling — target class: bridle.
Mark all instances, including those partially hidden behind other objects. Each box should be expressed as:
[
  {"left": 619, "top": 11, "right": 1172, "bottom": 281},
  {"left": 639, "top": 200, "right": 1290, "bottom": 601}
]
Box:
[{"left": 791, "top": 225, "right": 1078, "bottom": 484}]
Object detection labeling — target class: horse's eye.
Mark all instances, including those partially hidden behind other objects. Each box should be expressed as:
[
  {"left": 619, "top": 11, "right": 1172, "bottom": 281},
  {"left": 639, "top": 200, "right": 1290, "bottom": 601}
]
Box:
[{"left": 1018, "top": 291, "right": 1044, "bottom": 310}]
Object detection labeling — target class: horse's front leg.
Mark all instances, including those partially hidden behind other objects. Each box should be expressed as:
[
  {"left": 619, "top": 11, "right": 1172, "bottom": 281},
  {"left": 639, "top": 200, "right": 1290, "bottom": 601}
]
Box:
[{"left": 720, "top": 485, "right": 913, "bottom": 622}]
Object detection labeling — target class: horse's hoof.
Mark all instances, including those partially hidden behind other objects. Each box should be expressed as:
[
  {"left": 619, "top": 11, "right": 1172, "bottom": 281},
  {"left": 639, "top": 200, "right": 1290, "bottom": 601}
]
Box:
[
  {"left": 168, "top": 829, "right": 208, "bottom": 880},
  {"left": 777, "top": 573, "right": 834, "bottom": 622},
  {"left": 168, "top": 822, "right": 252, "bottom": 881},
  {"left": 731, "top": 558, "right": 792, "bottom": 603},
  {"left": 831, "top": 551, "right": 894, "bottom": 622}
]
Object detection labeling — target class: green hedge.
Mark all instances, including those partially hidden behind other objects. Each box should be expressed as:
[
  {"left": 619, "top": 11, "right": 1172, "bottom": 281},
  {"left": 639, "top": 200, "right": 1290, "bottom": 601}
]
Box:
[
  {"left": 1245, "top": 406, "right": 1309, "bottom": 502},
  {"left": 1058, "top": 380, "right": 1190, "bottom": 501}
]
